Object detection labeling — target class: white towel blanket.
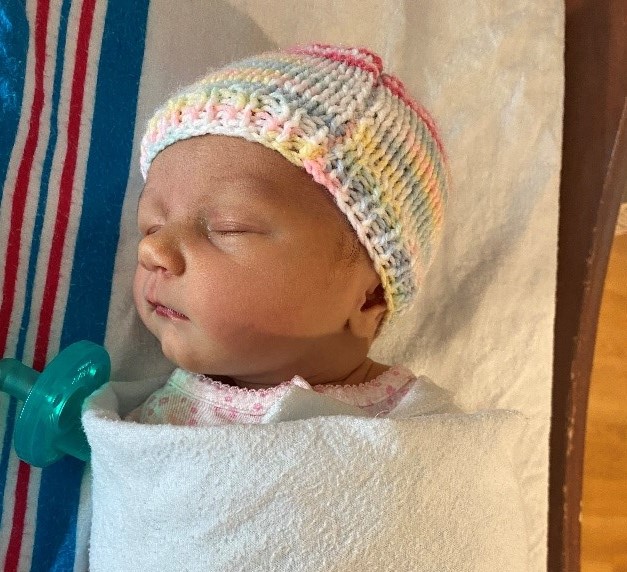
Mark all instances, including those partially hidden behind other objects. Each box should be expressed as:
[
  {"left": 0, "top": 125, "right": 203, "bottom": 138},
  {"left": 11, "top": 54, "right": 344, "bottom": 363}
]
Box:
[{"left": 82, "top": 380, "right": 529, "bottom": 572}]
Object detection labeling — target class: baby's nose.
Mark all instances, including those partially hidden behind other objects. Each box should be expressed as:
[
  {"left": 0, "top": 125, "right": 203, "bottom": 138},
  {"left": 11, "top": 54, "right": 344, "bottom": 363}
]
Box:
[{"left": 137, "top": 229, "right": 185, "bottom": 276}]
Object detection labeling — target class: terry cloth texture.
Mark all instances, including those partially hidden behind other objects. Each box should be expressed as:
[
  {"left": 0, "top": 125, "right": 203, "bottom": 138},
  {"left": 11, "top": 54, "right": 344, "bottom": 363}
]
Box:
[{"left": 82, "top": 379, "right": 527, "bottom": 572}]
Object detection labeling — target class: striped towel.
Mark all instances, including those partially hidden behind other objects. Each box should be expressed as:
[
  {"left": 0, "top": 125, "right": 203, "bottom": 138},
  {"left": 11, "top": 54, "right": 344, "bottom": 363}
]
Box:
[{"left": 0, "top": 0, "right": 149, "bottom": 569}]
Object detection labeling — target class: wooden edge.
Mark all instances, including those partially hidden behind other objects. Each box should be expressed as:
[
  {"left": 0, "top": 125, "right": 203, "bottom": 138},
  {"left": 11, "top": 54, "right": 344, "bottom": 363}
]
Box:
[
  {"left": 549, "top": 98, "right": 627, "bottom": 571},
  {"left": 549, "top": 1, "right": 627, "bottom": 568}
]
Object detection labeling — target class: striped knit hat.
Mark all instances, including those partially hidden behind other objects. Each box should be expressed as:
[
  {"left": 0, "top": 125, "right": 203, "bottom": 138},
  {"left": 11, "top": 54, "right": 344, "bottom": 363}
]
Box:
[{"left": 139, "top": 43, "right": 450, "bottom": 328}]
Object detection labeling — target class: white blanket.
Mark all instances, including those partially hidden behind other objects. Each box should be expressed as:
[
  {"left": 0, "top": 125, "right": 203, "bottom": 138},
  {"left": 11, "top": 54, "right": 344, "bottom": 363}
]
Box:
[{"left": 83, "top": 380, "right": 529, "bottom": 571}]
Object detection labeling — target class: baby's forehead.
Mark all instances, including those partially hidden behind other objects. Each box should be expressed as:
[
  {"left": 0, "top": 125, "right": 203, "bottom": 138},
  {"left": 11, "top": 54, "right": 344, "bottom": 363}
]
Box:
[{"left": 140, "top": 136, "right": 339, "bottom": 216}]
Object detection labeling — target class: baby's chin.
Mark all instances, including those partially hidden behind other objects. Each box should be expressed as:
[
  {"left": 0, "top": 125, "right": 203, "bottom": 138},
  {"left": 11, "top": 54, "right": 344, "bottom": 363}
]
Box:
[
  {"left": 156, "top": 334, "right": 231, "bottom": 378},
  {"left": 159, "top": 340, "right": 274, "bottom": 386},
  {"left": 158, "top": 338, "right": 206, "bottom": 374}
]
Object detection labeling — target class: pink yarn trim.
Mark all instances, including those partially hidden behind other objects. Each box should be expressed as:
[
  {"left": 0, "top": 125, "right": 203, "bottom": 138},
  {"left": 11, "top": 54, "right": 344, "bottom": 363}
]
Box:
[{"left": 288, "top": 43, "right": 383, "bottom": 78}]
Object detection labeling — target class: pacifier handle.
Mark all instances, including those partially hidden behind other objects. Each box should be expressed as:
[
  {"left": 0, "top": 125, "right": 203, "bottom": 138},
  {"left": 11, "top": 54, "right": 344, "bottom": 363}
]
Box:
[{"left": 0, "top": 341, "right": 110, "bottom": 467}]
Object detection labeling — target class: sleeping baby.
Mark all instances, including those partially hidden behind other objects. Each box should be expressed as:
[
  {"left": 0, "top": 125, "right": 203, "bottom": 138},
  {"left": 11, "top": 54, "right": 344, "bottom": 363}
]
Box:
[
  {"left": 82, "top": 43, "right": 531, "bottom": 572},
  {"left": 123, "top": 42, "right": 459, "bottom": 426}
]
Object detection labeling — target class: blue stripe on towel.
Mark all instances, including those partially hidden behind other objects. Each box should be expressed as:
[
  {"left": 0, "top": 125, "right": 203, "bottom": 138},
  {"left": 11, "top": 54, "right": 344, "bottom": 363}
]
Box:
[
  {"left": 0, "top": 0, "right": 29, "bottom": 202},
  {"left": 0, "top": 0, "right": 28, "bottom": 541},
  {"left": 31, "top": 0, "right": 151, "bottom": 569},
  {"left": 60, "top": 0, "right": 149, "bottom": 345},
  {"left": 32, "top": 456, "right": 86, "bottom": 572}
]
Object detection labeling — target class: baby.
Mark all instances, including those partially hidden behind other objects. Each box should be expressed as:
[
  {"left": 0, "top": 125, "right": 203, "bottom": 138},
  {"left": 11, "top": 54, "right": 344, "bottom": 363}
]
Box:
[{"left": 125, "top": 43, "right": 455, "bottom": 426}]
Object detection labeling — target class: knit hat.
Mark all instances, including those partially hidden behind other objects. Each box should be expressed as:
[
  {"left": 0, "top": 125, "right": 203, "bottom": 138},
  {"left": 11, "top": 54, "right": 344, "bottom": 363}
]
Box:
[{"left": 139, "top": 43, "right": 450, "bottom": 329}]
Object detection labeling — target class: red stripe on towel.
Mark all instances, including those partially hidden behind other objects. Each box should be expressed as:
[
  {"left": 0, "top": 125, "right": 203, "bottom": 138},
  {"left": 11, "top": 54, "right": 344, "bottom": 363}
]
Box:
[
  {"left": 0, "top": 0, "right": 50, "bottom": 357},
  {"left": 4, "top": 462, "right": 31, "bottom": 572},
  {"left": 33, "top": 0, "right": 97, "bottom": 372},
  {"left": 3, "top": 0, "right": 50, "bottom": 568},
  {"left": 5, "top": 0, "right": 97, "bottom": 569}
]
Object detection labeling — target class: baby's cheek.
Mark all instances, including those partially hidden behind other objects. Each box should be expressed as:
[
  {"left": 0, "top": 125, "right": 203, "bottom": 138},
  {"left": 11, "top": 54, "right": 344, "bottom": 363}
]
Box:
[
  {"left": 132, "top": 268, "right": 140, "bottom": 297},
  {"left": 132, "top": 268, "right": 147, "bottom": 315},
  {"left": 200, "top": 285, "right": 302, "bottom": 340}
]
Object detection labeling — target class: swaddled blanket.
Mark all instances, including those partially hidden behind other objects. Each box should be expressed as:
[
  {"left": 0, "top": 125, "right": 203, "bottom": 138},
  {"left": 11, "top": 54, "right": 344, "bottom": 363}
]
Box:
[{"left": 82, "top": 377, "right": 529, "bottom": 572}]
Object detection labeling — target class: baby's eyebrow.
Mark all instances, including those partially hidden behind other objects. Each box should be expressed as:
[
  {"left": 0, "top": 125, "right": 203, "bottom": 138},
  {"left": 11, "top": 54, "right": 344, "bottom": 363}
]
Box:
[
  {"left": 198, "top": 175, "right": 287, "bottom": 209},
  {"left": 205, "top": 173, "right": 280, "bottom": 194},
  {"left": 135, "top": 175, "right": 284, "bottom": 219}
]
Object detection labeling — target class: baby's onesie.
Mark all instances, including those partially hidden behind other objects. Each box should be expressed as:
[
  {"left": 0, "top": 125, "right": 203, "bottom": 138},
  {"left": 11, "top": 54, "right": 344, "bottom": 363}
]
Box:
[{"left": 125, "top": 364, "right": 435, "bottom": 426}]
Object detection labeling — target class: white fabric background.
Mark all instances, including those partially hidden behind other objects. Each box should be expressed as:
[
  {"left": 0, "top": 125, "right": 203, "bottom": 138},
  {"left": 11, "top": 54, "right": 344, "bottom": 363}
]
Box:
[{"left": 104, "top": 2, "right": 564, "bottom": 569}]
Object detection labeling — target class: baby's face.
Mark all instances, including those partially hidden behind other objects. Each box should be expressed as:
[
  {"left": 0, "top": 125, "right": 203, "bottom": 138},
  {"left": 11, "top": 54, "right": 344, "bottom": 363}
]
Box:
[{"left": 134, "top": 135, "right": 381, "bottom": 384}]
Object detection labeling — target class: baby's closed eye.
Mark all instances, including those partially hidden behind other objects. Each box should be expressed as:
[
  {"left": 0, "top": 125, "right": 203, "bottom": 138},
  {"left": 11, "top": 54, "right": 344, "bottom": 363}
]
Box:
[
  {"left": 209, "top": 229, "right": 247, "bottom": 236},
  {"left": 143, "top": 225, "right": 161, "bottom": 236},
  {"left": 205, "top": 219, "right": 269, "bottom": 237}
]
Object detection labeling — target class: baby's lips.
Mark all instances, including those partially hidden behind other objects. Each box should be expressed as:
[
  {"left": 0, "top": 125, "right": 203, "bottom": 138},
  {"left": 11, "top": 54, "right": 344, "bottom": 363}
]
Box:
[{"left": 148, "top": 297, "right": 189, "bottom": 320}]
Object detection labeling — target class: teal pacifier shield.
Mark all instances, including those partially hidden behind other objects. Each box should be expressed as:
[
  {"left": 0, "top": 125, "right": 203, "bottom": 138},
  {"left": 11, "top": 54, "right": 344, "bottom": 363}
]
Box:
[{"left": 13, "top": 341, "right": 110, "bottom": 467}]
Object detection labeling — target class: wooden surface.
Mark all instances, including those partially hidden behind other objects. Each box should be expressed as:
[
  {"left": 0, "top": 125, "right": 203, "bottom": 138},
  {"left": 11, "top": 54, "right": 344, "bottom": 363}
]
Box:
[
  {"left": 581, "top": 232, "right": 627, "bottom": 572},
  {"left": 550, "top": 0, "right": 627, "bottom": 567}
]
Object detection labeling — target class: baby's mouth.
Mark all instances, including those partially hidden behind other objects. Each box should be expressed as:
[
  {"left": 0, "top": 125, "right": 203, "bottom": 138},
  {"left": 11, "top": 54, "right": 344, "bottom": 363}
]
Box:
[{"left": 148, "top": 299, "right": 189, "bottom": 321}]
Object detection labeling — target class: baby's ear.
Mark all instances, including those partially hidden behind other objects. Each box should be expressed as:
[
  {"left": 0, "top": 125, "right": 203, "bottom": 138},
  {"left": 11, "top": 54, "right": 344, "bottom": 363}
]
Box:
[
  {"left": 362, "top": 283, "right": 386, "bottom": 310},
  {"left": 349, "top": 283, "right": 387, "bottom": 342}
]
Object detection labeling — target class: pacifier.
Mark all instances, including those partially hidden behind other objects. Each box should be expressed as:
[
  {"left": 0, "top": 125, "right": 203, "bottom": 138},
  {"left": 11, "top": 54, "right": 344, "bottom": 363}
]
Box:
[{"left": 0, "top": 341, "right": 110, "bottom": 467}]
